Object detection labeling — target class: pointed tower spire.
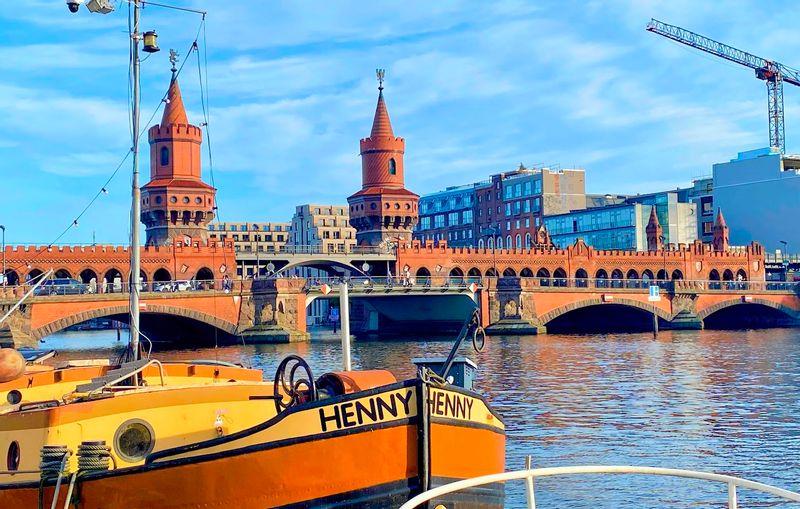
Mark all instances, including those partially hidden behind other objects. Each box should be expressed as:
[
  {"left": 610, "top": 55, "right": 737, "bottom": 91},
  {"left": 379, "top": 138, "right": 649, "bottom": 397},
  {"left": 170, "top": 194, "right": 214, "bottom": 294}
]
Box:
[
  {"left": 143, "top": 56, "right": 214, "bottom": 247},
  {"left": 646, "top": 205, "right": 664, "bottom": 251},
  {"left": 712, "top": 208, "right": 729, "bottom": 252},
  {"left": 370, "top": 69, "right": 394, "bottom": 138},
  {"left": 348, "top": 69, "right": 419, "bottom": 246},
  {"left": 161, "top": 49, "right": 188, "bottom": 127}
]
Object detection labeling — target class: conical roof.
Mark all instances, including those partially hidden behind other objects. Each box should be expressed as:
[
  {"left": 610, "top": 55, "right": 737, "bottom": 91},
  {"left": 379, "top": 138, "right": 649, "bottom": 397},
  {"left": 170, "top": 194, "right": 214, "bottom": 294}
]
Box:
[
  {"left": 370, "top": 91, "right": 394, "bottom": 138},
  {"left": 715, "top": 208, "right": 727, "bottom": 227},
  {"left": 647, "top": 205, "right": 660, "bottom": 228},
  {"left": 161, "top": 75, "right": 188, "bottom": 127}
]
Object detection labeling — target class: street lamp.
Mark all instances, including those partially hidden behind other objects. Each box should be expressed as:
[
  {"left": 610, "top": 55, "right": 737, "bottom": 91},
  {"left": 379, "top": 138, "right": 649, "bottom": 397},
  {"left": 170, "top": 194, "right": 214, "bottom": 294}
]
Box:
[{"left": 780, "top": 240, "right": 789, "bottom": 281}]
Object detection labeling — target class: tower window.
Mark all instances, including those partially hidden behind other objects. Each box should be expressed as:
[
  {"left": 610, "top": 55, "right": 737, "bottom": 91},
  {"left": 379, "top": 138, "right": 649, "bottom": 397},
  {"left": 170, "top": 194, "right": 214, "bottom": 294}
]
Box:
[
  {"left": 160, "top": 146, "right": 169, "bottom": 166},
  {"left": 388, "top": 158, "right": 396, "bottom": 175}
]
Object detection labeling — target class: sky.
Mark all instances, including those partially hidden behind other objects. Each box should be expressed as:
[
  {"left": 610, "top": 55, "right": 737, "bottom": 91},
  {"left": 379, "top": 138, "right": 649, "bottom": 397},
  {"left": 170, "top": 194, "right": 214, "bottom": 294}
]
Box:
[{"left": 2, "top": 0, "right": 800, "bottom": 245}]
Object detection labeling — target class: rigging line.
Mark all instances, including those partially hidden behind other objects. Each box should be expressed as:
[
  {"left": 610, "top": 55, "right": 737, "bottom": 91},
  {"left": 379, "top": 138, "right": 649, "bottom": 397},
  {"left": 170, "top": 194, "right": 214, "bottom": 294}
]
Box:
[{"left": 5, "top": 28, "right": 202, "bottom": 277}]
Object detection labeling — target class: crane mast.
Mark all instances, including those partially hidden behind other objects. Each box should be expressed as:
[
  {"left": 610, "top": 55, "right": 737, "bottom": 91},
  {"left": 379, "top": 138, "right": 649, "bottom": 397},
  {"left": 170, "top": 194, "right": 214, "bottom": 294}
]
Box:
[{"left": 647, "top": 18, "right": 800, "bottom": 154}]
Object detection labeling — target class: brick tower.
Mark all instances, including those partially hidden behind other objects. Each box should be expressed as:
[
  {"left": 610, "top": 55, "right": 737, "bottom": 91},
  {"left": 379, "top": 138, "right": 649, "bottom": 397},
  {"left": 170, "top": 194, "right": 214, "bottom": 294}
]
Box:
[
  {"left": 347, "top": 70, "right": 419, "bottom": 246},
  {"left": 141, "top": 59, "right": 215, "bottom": 246},
  {"left": 712, "top": 208, "right": 729, "bottom": 252},
  {"left": 646, "top": 205, "right": 664, "bottom": 251}
]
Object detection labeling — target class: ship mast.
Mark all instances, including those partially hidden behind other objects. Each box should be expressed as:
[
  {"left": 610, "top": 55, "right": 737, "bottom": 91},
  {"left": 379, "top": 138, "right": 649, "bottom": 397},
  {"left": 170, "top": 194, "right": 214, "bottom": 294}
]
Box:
[{"left": 129, "top": 0, "right": 142, "bottom": 364}]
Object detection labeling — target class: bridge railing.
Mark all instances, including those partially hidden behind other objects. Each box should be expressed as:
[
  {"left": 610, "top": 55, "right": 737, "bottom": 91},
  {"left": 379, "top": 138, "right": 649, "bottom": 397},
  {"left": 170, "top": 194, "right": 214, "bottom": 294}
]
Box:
[
  {"left": 304, "top": 276, "right": 482, "bottom": 292},
  {"left": 4, "top": 278, "right": 249, "bottom": 298},
  {"left": 243, "top": 244, "right": 393, "bottom": 256}
]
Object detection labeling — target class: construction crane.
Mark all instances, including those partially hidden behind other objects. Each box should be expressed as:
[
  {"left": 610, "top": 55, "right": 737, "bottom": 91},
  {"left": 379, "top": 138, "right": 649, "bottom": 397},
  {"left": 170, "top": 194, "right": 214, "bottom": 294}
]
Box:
[{"left": 647, "top": 18, "right": 800, "bottom": 154}]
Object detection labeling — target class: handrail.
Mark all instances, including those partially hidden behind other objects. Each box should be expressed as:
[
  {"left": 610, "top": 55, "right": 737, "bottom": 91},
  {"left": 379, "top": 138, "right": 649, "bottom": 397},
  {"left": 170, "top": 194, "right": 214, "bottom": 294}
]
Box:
[{"left": 398, "top": 465, "right": 800, "bottom": 509}]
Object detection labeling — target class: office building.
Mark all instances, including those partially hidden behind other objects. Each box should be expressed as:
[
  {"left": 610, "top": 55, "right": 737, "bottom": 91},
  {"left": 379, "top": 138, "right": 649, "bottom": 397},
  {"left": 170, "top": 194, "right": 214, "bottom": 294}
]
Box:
[
  {"left": 208, "top": 222, "right": 290, "bottom": 254},
  {"left": 289, "top": 204, "right": 357, "bottom": 254}
]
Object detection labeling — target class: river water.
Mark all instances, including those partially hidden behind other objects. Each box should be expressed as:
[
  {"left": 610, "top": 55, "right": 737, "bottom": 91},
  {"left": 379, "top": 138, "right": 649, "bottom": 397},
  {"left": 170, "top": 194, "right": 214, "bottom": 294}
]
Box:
[{"left": 43, "top": 327, "right": 800, "bottom": 508}]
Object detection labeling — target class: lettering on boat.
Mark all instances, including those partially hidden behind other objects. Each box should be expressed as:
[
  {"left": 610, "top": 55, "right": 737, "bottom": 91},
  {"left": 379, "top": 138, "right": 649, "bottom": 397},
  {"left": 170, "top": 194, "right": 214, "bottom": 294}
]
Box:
[
  {"left": 319, "top": 389, "right": 414, "bottom": 432},
  {"left": 428, "top": 389, "right": 474, "bottom": 420}
]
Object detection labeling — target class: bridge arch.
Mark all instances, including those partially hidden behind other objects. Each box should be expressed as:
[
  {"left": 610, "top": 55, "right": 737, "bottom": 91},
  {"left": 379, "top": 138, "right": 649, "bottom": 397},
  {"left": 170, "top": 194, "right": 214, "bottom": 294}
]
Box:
[
  {"left": 575, "top": 268, "right": 588, "bottom": 288},
  {"left": 30, "top": 304, "right": 238, "bottom": 341},
  {"left": 520, "top": 268, "right": 533, "bottom": 278},
  {"left": 153, "top": 268, "right": 172, "bottom": 282},
  {"left": 467, "top": 267, "right": 482, "bottom": 278},
  {"left": 539, "top": 297, "right": 672, "bottom": 326},
  {"left": 503, "top": 268, "right": 516, "bottom": 277},
  {"left": 272, "top": 259, "right": 368, "bottom": 277},
  {"left": 697, "top": 298, "right": 798, "bottom": 322}
]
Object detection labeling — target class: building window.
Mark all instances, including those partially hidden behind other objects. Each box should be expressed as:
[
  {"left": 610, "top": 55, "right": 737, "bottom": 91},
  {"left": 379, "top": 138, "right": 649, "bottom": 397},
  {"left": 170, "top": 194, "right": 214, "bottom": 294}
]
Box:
[
  {"left": 516, "top": 234, "right": 522, "bottom": 249},
  {"left": 506, "top": 221, "right": 511, "bottom": 230},
  {"left": 388, "top": 158, "right": 397, "bottom": 175},
  {"left": 524, "top": 182, "right": 531, "bottom": 195},
  {"left": 448, "top": 212, "right": 459, "bottom": 225},
  {"left": 505, "top": 204, "right": 511, "bottom": 216},
  {"left": 434, "top": 215, "right": 445, "bottom": 228},
  {"left": 506, "top": 235, "right": 512, "bottom": 248},
  {"left": 209, "top": 225, "right": 215, "bottom": 231},
  {"left": 160, "top": 146, "right": 169, "bottom": 166},
  {"left": 524, "top": 200, "right": 531, "bottom": 213},
  {"left": 420, "top": 217, "right": 431, "bottom": 230},
  {"left": 703, "top": 221, "right": 713, "bottom": 234},
  {"left": 463, "top": 210, "right": 473, "bottom": 223},
  {"left": 525, "top": 218, "right": 530, "bottom": 228}
]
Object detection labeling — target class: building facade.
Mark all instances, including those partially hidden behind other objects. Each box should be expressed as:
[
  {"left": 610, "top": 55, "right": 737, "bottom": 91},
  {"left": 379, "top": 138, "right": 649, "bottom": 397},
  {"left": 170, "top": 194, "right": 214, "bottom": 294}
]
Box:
[
  {"left": 140, "top": 67, "right": 215, "bottom": 246},
  {"left": 687, "top": 177, "right": 714, "bottom": 243},
  {"left": 414, "top": 184, "right": 476, "bottom": 247},
  {"left": 347, "top": 76, "right": 419, "bottom": 246},
  {"left": 208, "top": 222, "right": 290, "bottom": 254},
  {"left": 289, "top": 204, "right": 357, "bottom": 254},
  {"left": 544, "top": 192, "right": 697, "bottom": 251},
  {"left": 713, "top": 147, "right": 800, "bottom": 251}
]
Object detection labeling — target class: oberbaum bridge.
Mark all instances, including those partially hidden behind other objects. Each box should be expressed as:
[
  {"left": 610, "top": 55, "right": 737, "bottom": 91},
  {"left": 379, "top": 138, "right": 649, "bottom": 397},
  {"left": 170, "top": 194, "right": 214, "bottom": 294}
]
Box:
[{"left": 1, "top": 72, "right": 798, "bottom": 347}]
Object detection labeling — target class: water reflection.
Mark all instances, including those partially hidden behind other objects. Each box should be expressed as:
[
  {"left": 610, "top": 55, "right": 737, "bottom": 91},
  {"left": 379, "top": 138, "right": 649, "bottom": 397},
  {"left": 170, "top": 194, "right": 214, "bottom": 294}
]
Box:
[{"left": 43, "top": 328, "right": 800, "bottom": 508}]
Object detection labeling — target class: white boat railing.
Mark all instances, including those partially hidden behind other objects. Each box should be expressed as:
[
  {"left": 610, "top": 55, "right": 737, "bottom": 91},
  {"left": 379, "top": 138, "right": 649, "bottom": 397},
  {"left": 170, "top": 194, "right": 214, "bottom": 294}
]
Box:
[{"left": 398, "top": 464, "right": 800, "bottom": 509}]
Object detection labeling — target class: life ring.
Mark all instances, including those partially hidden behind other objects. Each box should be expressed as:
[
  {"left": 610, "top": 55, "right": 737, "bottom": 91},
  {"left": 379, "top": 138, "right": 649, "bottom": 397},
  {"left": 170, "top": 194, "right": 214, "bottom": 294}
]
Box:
[{"left": 472, "top": 327, "right": 486, "bottom": 353}]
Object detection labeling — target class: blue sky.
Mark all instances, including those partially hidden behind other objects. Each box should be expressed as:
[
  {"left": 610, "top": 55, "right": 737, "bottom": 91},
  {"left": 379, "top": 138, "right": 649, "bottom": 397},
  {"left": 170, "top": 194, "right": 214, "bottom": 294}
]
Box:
[{"left": 2, "top": 0, "right": 799, "bottom": 245}]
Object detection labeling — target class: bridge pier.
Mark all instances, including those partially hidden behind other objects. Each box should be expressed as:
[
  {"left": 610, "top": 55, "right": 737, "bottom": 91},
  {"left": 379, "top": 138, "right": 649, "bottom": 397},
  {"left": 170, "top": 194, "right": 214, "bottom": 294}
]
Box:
[
  {"left": 664, "top": 310, "right": 704, "bottom": 330},
  {"left": 484, "top": 278, "right": 546, "bottom": 335},
  {"left": 238, "top": 279, "right": 309, "bottom": 343}
]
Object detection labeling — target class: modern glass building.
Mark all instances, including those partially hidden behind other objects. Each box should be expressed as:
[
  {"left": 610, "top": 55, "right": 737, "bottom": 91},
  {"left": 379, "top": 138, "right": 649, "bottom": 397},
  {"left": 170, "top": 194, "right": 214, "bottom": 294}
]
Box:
[
  {"left": 414, "top": 184, "right": 476, "bottom": 247},
  {"left": 544, "top": 192, "right": 697, "bottom": 251}
]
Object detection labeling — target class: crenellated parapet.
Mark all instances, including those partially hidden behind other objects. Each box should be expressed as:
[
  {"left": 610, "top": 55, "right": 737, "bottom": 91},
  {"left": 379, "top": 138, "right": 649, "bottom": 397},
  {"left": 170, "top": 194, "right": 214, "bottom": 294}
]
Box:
[{"left": 397, "top": 237, "right": 766, "bottom": 282}]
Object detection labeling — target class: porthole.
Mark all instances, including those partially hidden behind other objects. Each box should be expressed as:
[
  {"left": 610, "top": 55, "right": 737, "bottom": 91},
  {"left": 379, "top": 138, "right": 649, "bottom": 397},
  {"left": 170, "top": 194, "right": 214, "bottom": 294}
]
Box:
[
  {"left": 384, "top": 203, "right": 390, "bottom": 209},
  {"left": 195, "top": 197, "right": 202, "bottom": 204},
  {"left": 6, "top": 441, "right": 19, "bottom": 471},
  {"left": 170, "top": 196, "right": 177, "bottom": 204},
  {"left": 394, "top": 203, "right": 400, "bottom": 209},
  {"left": 114, "top": 419, "right": 155, "bottom": 463},
  {"left": 370, "top": 203, "right": 377, "bottom": 210},
  {"left": 6, "top": 390, "right": 21, "bottom": 405},
  {"left": 155, "top": 196, "right": 162, "bottom": 204},
  {"left": 183, "top": 196, "right": 190, "bottom": 204},
  {"left": 405, "top": 203, "right": 411, "bottom": 210}
]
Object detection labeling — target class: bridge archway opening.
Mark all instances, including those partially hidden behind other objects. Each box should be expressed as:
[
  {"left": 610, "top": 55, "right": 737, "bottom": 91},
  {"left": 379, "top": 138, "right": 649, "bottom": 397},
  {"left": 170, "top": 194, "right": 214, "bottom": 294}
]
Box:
[
  {"left": 485, "top": 268, "right": 498, "bottom": 277},
  {"left": 610, "top": 269, "right": 623, "bottom": 288},
  {"left": 595, "top": 269, "right": 608, "bottom": 288},
  {"left": 723, "top": 269, "right": 734, "bottom": 281},
  {"left": 195, "top": 267, "right": 214, "bottom": 281},
  {"left": 416, "top": 267, "right": 431, "bottom": 277},
  {"left": 154, "top": 268, "right": 172, "bottom": 282},
  {"left": 42, "top": 310, "right": 238, "bottom": 348},
  {"left": 536, "top": 268, "right": 550, "bottom": 286},
  {"left": 3, "top": 269, "right": 19, "bottom": 286},
  {"left": 27, "top": 269, "right": 44, "bottom": 283},
  {"left": 642, "top": 269, "right": 654, "bottom": 284},
  {"left": 656, "top": 269, "right": 668, "bottom": 281},
  {"left": 468, "top": 268, "right": 482, "bottom": 278},
  {"left": 547, "top": 303, "right": 666, "bottom": 333},
  {"left": 575, "top": 268, "right": 588, "bottom": 287},
  {"left": 553, "top": 268, "right": 567, "bottom": 287},
  {"left": 503, "top": 268, "right": 516, "bottom": 277},
  {"left": 671, "top": 269, "right": 684, "bottom": 280},
  {"left": 520, "top": 268, "right": 533, "bottom": 278},
  {"left": 54, "top": 269, "right": 72, "bottom": 279},
  {"left": 736, "top": 269, "right": 747, "bottom": 281},
  {"left": 626, "top": 269, "right": 640, "bottom": 288},
  {"left": 79, "top": 269, "right": 98, "bottom": 285},
  {"left": 103, "top": 269, "right": 123, "bottom": 293},
  {"left": 704, "top": 303, "right": 795, "bottom": 330}
]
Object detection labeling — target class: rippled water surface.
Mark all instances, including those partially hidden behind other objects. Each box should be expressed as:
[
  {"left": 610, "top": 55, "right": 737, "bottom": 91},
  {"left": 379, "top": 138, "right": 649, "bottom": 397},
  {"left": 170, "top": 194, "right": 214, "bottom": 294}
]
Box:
[{"left": 45, "top": 328, "right": 800, "bottom": 508}]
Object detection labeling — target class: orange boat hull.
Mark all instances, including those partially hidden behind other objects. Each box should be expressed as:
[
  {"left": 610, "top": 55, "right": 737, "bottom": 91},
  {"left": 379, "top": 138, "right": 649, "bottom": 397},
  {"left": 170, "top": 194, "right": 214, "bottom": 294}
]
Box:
[{"left": 0, "top": 382, "right": 505, "bottom": 508}]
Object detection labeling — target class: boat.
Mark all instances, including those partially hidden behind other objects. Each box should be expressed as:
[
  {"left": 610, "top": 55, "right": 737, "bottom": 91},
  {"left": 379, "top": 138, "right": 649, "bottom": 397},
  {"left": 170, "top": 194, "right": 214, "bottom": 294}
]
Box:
[
  {"left": 0, "top": 311, "right": 504, "bottom": 508},
  {"left": 0, "top": 2, "right": 505, "bottom": 507}
]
